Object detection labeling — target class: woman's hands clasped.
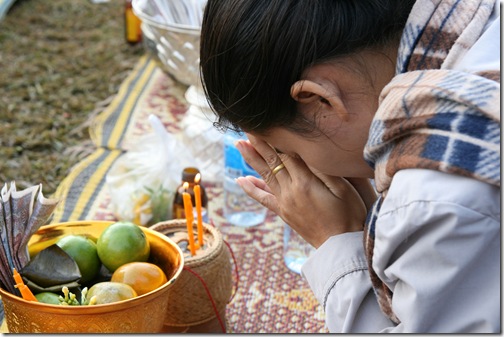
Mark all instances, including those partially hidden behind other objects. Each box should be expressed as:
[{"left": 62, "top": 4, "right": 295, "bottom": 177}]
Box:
[{"left": 234, "top": 134, "right": 374, "bottom": 249}]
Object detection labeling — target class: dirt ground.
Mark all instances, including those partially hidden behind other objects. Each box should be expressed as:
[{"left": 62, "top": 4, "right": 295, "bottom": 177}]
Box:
[{"left": 0, "top": 0, "right": 144, "bottom": 196}]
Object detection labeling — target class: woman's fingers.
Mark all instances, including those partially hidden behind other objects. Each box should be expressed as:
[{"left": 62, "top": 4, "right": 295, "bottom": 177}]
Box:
[
  {"left": 246, "top": 133, "right": 314, "bottom": 179},
  {"left": 243, "top": 134, "right": 283, "bottom": 172},
  {"left": 236, "top": 176, "right": 279, "bottom": 213},
  {"left": 240, "top": 175, "right": 273, "bottom": 194},
  {"left": 235, "top": 137, "right": 288, "bottom": 191}
]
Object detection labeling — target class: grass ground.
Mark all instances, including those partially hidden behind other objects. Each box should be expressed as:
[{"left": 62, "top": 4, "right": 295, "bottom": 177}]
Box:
[{"left": 0, "top": 0, "right": 144, "bottom": 195}]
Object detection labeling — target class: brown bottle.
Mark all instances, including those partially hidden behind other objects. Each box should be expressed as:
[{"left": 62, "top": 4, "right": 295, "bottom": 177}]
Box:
[
  {"left": 124, "top": 0, "right": 142, "bottom": 44},
  {"left": 172, "top": 167, "right": 209, "bottom": 221}
]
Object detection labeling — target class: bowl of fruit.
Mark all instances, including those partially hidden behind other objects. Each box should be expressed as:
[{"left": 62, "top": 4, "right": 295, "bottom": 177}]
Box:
[{"left": 0, "top": 220, "right": 184, "bottom": 333}]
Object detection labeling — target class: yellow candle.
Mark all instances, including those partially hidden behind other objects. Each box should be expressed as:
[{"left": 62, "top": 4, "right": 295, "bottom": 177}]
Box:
[
  {"left": 194, "top": 173, "right": 204, "bottom": 247},
  {"left": 182, "top": 183, "right": 197, "bottom": 256}
]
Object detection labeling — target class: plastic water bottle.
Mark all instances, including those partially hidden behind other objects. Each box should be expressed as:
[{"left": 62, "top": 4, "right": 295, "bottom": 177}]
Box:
[
  {"left": 283, "top": 223, "right": 315, "bottom": 274},
  {"left": 223, "top": 130, "right": 268, "bottom": 227}
]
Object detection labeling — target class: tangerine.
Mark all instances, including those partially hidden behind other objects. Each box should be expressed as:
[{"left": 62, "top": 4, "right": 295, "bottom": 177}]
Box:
[
  {"left": 96, "top": 221, "right": 150, "bottom": 272},
  {"left": 56, "top": 234, "right": 101, "bottom": 284},
  {"left": 111, "top": 262, "right": 167, "bottom": 296}
]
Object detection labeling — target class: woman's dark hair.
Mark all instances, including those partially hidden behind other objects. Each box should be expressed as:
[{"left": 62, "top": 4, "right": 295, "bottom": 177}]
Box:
[{"left": 200, "top": 0, "right": 415, "bottom": 134}]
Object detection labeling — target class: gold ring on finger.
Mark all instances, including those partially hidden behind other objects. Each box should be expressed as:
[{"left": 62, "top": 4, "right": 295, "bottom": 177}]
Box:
[{"left": 271, "top": 163, "right": 286, "bottom": 176}]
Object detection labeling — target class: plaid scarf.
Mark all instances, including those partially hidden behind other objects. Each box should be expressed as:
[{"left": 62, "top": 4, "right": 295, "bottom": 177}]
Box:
[{"left": 362, "top": 0, "right": 500, "bottom": 324}]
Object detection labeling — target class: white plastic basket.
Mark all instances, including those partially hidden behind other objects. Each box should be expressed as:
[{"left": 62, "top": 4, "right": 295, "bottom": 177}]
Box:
[{"left": 132, "top": 0, "right": 205, "bottom": 87}]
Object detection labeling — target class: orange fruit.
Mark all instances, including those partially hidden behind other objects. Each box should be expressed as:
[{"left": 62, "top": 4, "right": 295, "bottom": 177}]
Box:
[
  {"left": 96, "top": 221, "right": 150, "bottom": 272},
  {"left": 111, "top": 262, "right": 167, "bottom": 296},
  {"left": 56, "top": 234, "right": 101, "bottom": 284}
]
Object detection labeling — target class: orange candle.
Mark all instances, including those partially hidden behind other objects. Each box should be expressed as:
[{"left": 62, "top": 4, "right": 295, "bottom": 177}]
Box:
[
  {"left": 194, "top": 173, "right": 204, "bottom": 247},
  {"left": 182, "top": 183, "right": 197, "bottom": 256}
]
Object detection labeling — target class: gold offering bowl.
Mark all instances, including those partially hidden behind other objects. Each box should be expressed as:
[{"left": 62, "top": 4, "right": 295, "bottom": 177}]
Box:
[{"left": 0, "top": 221, "right": 184, "bottom": 333}]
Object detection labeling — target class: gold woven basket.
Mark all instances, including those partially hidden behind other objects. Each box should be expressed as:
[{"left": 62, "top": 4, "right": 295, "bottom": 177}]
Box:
[{"left": 149, "top": 219, "right": 233, "bottom": 332}]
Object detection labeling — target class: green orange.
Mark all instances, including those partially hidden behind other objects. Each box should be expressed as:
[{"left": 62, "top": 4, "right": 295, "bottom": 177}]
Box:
[
  {"left": 56, "top": 234, "right": 101, "bottom": 284},
  {"left": 96, "top": 221, "right": 150, "bottom": 272},
  {"left": 35, "top": 291, "right": 61, "bottom": 305}
]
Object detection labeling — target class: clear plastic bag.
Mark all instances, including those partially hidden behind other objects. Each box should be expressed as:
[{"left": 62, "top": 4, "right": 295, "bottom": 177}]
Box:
[{"left": 106, "top": 114, "right": 196, "bottom": 226}]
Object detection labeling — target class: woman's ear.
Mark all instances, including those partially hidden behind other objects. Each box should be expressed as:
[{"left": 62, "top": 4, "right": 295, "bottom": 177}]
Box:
[{"left": 290, "top": 80, "right": 350, "bottom": 121}]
